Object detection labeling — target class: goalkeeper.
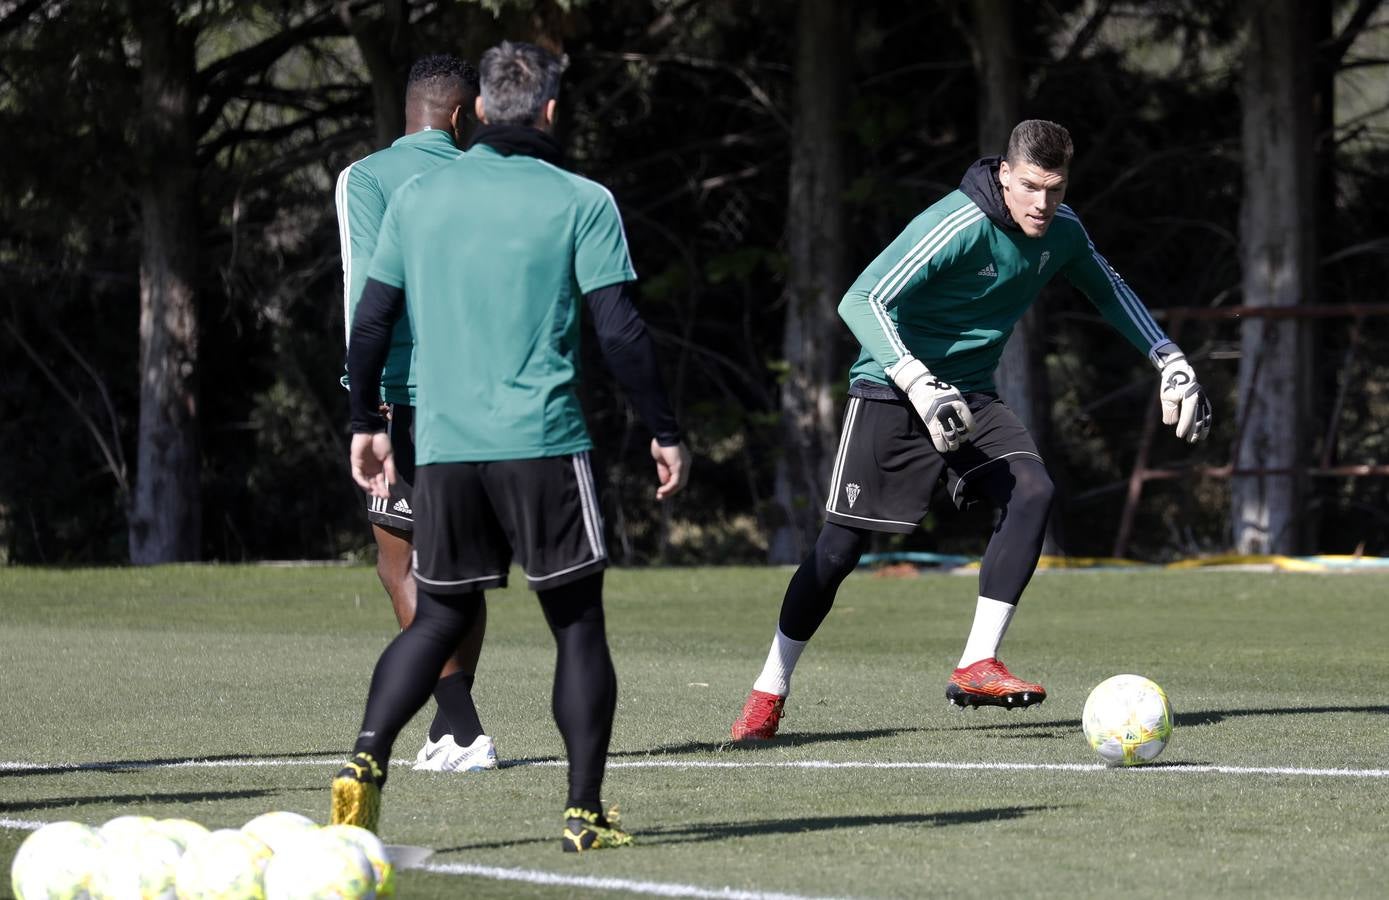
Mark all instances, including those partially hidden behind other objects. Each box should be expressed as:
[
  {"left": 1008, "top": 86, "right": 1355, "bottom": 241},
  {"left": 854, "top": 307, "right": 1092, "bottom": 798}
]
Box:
[{"left": 732, "top": 119, "right": 1211, "bottom": 740}]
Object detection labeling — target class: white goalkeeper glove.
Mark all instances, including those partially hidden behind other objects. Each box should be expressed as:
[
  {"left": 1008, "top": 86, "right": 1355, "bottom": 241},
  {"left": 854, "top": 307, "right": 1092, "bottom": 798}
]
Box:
[
  {"left": 1154, "top": 342, "right": 1212, "bottom": 444},
  {"left": 889, "top": 357, "right": 975, "bottom": 453}
]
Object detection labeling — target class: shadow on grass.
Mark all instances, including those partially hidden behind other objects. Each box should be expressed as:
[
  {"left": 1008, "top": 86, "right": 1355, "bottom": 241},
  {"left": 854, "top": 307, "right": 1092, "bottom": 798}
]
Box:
[
  {"left": 934, "top": 703, "right": 1389, "bottom": 734},
  {"left": 494, "top": 728, "right": 928, "bottom": 767},
  {"left": 0, "top": 749, "right": 341, "bottom": 779},
  {"left": 0, "top": 786, "right": 319, "bottom": 814},
  {"left": 437, "top": 804, "right": 1055, "bottom": 852}
]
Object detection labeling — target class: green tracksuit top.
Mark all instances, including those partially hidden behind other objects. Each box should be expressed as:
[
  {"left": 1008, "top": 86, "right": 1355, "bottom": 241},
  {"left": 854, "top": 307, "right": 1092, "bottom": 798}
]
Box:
[
  {"left": 335, "top": 129, "right": 462, "bottom": 405},
  {"left": 365, "top": 144, "right": 637, "bottom": 464},
  {"left": 841, "top": 182, "right": 1171, "bottom": 394}
]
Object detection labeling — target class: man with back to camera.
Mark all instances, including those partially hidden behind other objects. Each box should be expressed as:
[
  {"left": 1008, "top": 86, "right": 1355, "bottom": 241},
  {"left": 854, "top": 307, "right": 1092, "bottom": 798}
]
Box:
[
  {"left": 334, "top": 54, "right": 498, "bottom": 773},
  {"left": 731, "top": 119, "right": 1212, "bottom": 740},
  {"left": 332, "top": 40, "right": 691, "bottom": 851}
]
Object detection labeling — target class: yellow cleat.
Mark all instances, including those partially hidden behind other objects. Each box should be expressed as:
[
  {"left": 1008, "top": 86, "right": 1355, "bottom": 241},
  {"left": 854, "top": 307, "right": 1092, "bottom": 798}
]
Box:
[
  {"left": 561, "top": 805, "right": 634, "bottom": 852},
  {"left": 331, "top": 752, "right": 383, "bottom": 833}
]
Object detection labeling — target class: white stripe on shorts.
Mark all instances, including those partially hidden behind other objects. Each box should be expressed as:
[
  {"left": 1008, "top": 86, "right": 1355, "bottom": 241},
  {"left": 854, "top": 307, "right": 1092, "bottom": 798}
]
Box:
[
  {"left": 572, "top": 451, "right": 606, "bottom": 562},
  {"left": 825, "top": 398, "right": 862, "bottom": 515}
]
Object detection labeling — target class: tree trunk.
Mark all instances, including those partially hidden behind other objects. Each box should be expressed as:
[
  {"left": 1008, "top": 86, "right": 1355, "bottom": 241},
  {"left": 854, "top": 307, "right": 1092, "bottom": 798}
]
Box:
[
  {"left": 1233, "top": 0, "right": 1315, "bottom": 554},
  {"left": 129, "top": 6, "right": 201, "bottom": 564},
  {"left": 769, "top": 0, "right": 848, "bottom": 564},
  {"left": 970, "top": 0, "right": 1063, "bottom": 552},
  {"left": 338, "top": 0, "right": 409, "bottom": 147}
]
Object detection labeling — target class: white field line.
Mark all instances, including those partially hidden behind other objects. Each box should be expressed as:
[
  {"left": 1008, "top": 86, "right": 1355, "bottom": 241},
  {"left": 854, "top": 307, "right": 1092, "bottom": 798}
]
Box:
[
  {"left": 421, "top": 862, "right": 850, "bottom": 900},
  {"left": 2, "top": 757, "right": 1387, "bottom": 778},
  {"left": 6, "top": 753, "right": 1387, "bottom": 900},
  {"left": 0, "top": 816, "right": 847, "bottom": 900}
]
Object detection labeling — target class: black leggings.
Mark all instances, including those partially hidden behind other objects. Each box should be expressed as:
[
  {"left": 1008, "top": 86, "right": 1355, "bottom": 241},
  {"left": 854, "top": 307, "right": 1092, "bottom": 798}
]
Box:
[
  {"left": 353, "top": 572, "right": 616, "bottom": 809},
  {"left": 779, "top": 457, "right": 1053, "bottom": 641}
]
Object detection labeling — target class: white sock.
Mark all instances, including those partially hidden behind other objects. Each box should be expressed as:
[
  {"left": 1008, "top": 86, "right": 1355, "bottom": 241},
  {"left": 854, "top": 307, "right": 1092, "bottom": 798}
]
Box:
[
  {"left": 752, "top": 628, "right": 807, "bottom": 697},
  {"left": 957, "top": 596, "right": 1016, "bottom": 668}
]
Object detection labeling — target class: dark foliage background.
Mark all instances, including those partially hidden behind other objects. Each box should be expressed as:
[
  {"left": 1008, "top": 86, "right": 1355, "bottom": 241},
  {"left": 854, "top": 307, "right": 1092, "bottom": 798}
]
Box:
[{"left": 3, "top": 0, "right": 1386, "bottom": 564}]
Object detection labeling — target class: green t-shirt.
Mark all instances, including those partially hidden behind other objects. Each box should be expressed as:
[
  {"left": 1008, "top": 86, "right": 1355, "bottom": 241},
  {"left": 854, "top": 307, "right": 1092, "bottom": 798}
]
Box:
[
  {"left": 840, "top": 192, "right": 1171, "bottom": 392},
  {"left": 367, "top": 144, "right": 637, "bottom": 463},
  {"left": 335, "top": 129, "right": 462, "bottom": 404}
]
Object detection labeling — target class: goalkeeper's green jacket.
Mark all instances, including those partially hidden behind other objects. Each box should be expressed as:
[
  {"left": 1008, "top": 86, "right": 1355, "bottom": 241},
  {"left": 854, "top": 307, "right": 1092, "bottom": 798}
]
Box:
[
  {"left": 841, "top": 157, "right": 1172, "bottom": 395},
  {"left": 335, "top": 128, "right": 462, "bottom": 405}
]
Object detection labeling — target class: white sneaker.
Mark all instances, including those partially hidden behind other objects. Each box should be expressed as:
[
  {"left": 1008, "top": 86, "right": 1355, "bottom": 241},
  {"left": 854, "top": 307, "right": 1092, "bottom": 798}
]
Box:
[
  {"left": 439, "top": 734, "right": 498, "bottom": 772},
  {"left": 414, "top": 734, "right": 459, "bottom": 771},
  {"left": 414, "top": 734, "right": 498, "bottom": 772}
]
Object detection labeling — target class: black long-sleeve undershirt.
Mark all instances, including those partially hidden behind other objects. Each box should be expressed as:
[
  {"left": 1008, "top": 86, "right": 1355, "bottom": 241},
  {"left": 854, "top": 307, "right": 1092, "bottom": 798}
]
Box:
[
  {"left": 346, "top": 277, "right": 404, "bottom": 434},
  {"left": 346, "top": 278, "right": 682, "bottom": 446},
  {"left": 583, "top": 282, "right": 681, "bottom": 446}
]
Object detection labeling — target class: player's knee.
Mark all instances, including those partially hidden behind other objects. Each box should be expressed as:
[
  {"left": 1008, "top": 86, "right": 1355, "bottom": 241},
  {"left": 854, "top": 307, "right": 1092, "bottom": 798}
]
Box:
[
  {"left": 1012, "top": 464, "right": 1055, "bottom": 516},
  {"left": 817, "top": 524, "right": 867, "bottom": 576},
  {"left": 374, "top": 557, "right": 405, "bottom": 597}
]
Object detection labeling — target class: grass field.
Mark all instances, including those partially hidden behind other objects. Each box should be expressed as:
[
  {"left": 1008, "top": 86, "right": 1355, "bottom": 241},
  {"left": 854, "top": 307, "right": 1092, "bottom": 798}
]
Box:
[{"left": 2, "top": 564, "right": 1387, "bottom": 899}]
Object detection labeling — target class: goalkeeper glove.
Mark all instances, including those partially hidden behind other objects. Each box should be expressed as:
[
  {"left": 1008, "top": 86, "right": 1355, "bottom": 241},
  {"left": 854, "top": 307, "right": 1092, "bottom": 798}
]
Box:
[
  {"left": 1154, "top": 342, "right": 1212, "bottom": 444},
  {"left": 889, "top": 357, "right": 975, "bottom": 453}
]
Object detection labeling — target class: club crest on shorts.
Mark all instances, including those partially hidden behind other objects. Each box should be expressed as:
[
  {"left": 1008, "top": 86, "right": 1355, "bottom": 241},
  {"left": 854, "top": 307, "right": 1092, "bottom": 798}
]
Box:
[{"left": 845, "top": 483, "right": 861, "bottom": 508}]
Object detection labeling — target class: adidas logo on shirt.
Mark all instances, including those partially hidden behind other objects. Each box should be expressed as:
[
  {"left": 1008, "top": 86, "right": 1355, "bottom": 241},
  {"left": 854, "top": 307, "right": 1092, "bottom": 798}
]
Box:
[
  {"left": 976, "top": 262, "right": 997, "bottom": 278},
  {"left": 393, "top": 498, "right": 412, "bottom": 515}
]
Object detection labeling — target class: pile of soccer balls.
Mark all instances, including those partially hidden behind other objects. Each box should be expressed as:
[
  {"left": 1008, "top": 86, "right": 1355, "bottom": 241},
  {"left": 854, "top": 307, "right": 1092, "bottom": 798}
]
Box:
[
  {"left": 1081, "top": 673, "right": 1174, "bottom": 766},
  {"left": 11, "top": 810, "right": 392, "bottom": 900}
]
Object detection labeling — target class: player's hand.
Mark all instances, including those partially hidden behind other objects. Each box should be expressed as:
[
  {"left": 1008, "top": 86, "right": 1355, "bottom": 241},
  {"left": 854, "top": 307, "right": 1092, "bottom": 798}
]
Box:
[
  {"left": 1158, "top": 353, "right": 1212, "bottom": 443},
  {"left": 651, "top": 439, "right": 691, "bottom": 500},
  {"left": 350, "top": 431, "right": 396, "bottom": 498},
  {"left": 890, "top": 357, "right": 975, "bottom": 453}
]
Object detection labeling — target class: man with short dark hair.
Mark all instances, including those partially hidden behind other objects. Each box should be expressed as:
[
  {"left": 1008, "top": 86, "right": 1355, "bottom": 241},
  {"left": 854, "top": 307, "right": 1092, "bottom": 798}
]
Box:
[
  {"left": 334, "top": 54, "right": 498, "bottom": 775},
  {"left": 333, "top": 40, "right": 690, "bottom": 852},
  {"left": 335, "top": 54, "right": 498, "bottom": 775},
  {"left": 731, "top": 119, "right": 1211, "bottom": 740}
]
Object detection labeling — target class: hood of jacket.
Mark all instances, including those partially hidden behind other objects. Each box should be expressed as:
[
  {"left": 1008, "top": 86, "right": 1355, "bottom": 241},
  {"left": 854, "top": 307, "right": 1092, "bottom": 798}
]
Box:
[{"left": 958, "top": 156, "right": 1020, "bottom": 232}]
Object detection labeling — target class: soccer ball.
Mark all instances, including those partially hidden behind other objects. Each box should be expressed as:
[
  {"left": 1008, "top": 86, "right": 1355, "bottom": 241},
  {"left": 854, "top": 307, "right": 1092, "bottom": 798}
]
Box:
[
  {"left": 241, "top": 811, "right": 319, "bottom": 854},
  {"left": 148, "top": 818, "right": 209, "bottom": 853},
  {"left": 10, "top": 821, "right": 106, "bottom": 900},
  {"left": 262, "top": 830, "right": 376, "bottom": 900},
  {"left": 173, "top": 829, "right": 272, "bottom": 900},
  {"left": 89, "top": 830, "right": 183, "bottom": 900},
  {"left": 1082, "top": 673, "right": 1174, "bottom": 766},
  {"left": 322, "top": 824, "right": 395, "bottom": 897},
  {"left": 96, "top": 815, "right": 157, "bottom": 844}
]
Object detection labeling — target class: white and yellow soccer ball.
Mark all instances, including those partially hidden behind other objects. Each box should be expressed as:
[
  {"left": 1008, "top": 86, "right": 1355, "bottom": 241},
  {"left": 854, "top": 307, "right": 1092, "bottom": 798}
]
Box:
[
  {"left": 322, "top": 824, "right": 394, "bottom": 897},
  {"left": 262, "top": 829, "right": 376, "bottom": 900},
  {"left": 1082, "top": 673, "right": 1174, "bottom": 766},
  {"left": 147, "top": 819, "right": 209, "bottom": 854},
  {"left": 241, "top": 811, "right": 319, "bottom": 855},
  {"left": 89, "top": 829, "right": 183, "bottom": 900},
  {"left": 10, "top": 821, "right": 106, "bottom": 900},
  {"left": 96, "top": 816, "right": 157, "bottom": 845},
  {"left": 173, "top": 829, "right": 272, "bottom": 900}
]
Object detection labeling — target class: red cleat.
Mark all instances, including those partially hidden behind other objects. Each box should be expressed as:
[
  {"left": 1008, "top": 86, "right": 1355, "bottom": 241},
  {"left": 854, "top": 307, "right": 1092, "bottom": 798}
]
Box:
[
  {"left": 730, "top": 689, "right": 786, "bottom": 740},
  {"left": 946, "top": 658, "right": 1046, "bottom": 709}
]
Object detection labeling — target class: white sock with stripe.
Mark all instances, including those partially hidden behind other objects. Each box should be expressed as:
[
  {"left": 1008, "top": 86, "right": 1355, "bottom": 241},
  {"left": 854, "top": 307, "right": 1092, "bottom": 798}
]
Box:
[
  {"left": 957, "top": 596, "right": 1016, "bottom": 668},
  {"left": 752, "top": 628, "right": 807, "bottom": 697}
]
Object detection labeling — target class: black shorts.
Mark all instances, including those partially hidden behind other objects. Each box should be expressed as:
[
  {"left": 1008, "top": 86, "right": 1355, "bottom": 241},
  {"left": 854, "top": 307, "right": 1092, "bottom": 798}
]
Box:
[
  {"left": 824, "top": 393, "right": 1043, "bottom": 534},
  {"left": 412, "top": 452, "right": 607, "bottom": 594},
  {"left": 365, "top": 404, "right": 416, "bottom": 531}
]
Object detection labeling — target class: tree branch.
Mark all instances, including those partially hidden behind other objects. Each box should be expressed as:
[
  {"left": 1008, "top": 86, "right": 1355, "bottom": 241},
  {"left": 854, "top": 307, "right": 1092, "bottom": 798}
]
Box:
[
  {"left": 1324, "top": 0, "right": 1383, "bottom": 66},
  {"left": 5, "top": 321, "right": 130, "bottom": 501},
  {"left": 0, "top": 0, "right": 44, "bottom": 38},
  {"left": 196, "top": 11, "right": 347, "bottom": 136}
]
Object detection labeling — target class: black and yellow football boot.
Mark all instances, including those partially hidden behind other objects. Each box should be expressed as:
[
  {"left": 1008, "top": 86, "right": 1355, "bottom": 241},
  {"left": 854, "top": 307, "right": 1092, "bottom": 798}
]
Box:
[
  {"left": 330, "top": 752, "right": 384, "bottom": 833},
  {"left": 561, "top": 805, "right": 634, "bottom": 852}
]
